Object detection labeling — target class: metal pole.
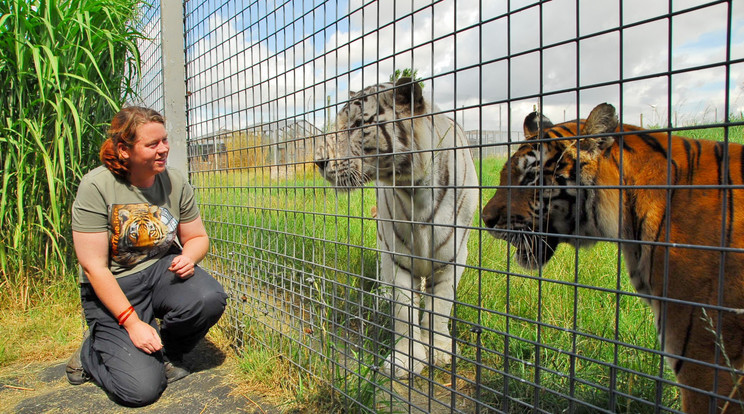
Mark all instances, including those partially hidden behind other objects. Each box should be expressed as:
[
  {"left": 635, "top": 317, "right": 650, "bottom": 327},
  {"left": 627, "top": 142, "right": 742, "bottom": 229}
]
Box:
[{"left": 161, "top": 0, "right": 188, "bottom": 174}]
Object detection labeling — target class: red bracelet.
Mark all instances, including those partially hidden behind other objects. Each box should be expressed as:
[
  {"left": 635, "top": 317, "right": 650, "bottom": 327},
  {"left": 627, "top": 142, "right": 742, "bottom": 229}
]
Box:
[{"left": 117, "top": 306, "right": 135, "bottom": 326}]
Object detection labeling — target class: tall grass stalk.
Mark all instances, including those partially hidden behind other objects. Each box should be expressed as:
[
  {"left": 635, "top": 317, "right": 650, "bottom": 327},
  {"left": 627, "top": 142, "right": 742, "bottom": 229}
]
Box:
[{"left": 0, "top": 0, "right": 143, "bottom": 305}]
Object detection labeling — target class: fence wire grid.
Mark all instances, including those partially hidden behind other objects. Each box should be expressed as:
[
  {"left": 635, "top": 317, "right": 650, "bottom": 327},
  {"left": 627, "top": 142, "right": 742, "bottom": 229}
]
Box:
[{"left": 136, "top": 0, "right": 744, "bottom": 412}]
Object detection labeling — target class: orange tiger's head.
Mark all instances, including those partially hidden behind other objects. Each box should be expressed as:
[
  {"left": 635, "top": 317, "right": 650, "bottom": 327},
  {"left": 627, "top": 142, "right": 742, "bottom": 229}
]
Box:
[{"left": 480, "top": 103, "right": 618, "bottom": 268}]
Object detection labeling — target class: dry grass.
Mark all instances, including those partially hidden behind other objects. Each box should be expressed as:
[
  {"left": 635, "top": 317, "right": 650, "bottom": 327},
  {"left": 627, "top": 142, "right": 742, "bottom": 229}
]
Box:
[
  {"left": 218, "top": 287, "right": 324, "bottom": 412},
  {"left": 0, "top": 279, "right": 83, "bottom": 368},
  {"left": 0, "top": 276, "right": 284, "bottom": 414},
  {"left": 232, "top": 349, "right": 301, "bottom": 403},
  {"left": 0, "top": 276, "right": 83, "bottom": 413}
]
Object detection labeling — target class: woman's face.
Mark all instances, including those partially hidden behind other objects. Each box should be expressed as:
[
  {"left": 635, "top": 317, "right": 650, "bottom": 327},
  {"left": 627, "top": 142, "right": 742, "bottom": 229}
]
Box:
[{"left": 120, "top": 121, "right": 169, "bottom": 184}]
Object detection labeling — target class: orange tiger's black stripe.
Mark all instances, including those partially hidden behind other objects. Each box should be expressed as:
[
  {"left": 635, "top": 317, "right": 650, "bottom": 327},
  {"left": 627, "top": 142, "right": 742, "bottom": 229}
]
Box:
[{"left": 482, "top": 103, "right": 744, "bottom": 413}]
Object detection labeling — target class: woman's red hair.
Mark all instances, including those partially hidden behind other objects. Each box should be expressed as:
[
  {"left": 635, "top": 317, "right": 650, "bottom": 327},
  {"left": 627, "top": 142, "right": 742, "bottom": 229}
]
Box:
[{"left": 100, "top": 107, "right": 165, "bottom": 179}]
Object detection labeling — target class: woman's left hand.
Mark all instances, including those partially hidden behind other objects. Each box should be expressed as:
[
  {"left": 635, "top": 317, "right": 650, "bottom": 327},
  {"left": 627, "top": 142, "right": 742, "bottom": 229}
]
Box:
[
  {"left": 168, "top": 255, "right": 195, "bottom": 279},
  {"left": 174, "top": 216, "right": 209, "bottom": 280}
]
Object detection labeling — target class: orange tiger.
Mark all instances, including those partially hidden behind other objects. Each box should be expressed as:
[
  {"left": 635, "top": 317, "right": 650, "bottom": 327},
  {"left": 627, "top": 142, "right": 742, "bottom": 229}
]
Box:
[{"left": 481, "top": 103, "right": 744, "bottom": 413}]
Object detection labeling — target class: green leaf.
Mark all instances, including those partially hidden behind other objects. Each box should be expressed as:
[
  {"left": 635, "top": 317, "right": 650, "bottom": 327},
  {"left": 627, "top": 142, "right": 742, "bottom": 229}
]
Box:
[{"left": 0, "top": 0, "right": 143, "bottom": 288}]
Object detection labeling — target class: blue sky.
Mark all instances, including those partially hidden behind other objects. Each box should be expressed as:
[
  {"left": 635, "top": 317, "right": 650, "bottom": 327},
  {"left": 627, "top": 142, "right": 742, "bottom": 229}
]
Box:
[{"left": 179, "top": 0, "right": 744, "bottom": 137}]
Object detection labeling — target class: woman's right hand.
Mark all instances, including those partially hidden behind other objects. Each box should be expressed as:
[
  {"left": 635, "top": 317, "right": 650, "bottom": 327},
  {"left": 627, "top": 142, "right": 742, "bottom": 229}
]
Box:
[
  {"left": 123, "top": 318, "right": 163, "bottom": 354},
  {"left": 73, "top": 231, "right": 164, "bottom": 354}
]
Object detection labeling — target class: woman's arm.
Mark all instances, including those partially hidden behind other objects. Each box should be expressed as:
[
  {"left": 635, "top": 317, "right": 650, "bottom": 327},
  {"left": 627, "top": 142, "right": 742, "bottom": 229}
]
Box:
[
  {"left": 73, "top": 231, "right": 163, "bottom": 354},
  {"left": 168, "top": 215, "right": 209, "bottom": 279}
]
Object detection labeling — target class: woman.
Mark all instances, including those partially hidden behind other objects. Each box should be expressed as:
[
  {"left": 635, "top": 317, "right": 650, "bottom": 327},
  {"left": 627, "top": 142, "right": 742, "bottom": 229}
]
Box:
[{"left": 66, "top": 106, "right": 228, "bottom": 407}]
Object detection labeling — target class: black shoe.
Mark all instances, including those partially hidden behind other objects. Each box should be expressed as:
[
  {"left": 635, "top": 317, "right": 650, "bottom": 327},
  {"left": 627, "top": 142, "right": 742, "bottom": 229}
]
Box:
[
  {"left": 66, "top": 330, "right": 90, "bottom": 386},
  {"left": 163, "top": 353, "right": 190, "bottom": 383}
]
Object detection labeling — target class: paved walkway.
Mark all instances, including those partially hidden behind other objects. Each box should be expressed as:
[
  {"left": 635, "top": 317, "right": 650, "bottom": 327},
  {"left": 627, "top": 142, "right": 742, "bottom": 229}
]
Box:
[{"left": 1, "top": 338, "right": 278, "bottom": 413}]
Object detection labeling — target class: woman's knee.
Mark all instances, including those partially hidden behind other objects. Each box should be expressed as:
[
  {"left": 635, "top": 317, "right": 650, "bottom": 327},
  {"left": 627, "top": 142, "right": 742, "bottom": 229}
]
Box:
[
  {"left": 110, "top": 363, "right": 166, "bottom": 407},
  {"left": 187, "top": 271, "right": 227, "bottom": 320},
  {"left": 158, "top": 269, "right": 227, "bottom": 325},
  {"left": 168, "top": 285, "right": 226, "bottom": 328},
  {"left": 200, "top": 287, "right": 227, "bottom": 321},
  {"left": 110, "top": 370, "right": 167, "bottom": 407}
]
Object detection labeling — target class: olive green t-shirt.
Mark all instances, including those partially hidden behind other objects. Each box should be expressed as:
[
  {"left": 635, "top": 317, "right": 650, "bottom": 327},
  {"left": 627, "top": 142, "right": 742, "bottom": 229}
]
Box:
[{"left": 72, "top": 166, "right": 200, "bottom": 282}]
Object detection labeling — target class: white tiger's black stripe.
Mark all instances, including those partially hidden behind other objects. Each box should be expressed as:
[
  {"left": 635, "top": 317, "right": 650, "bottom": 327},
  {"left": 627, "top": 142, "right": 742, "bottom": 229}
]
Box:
[{"left": 315, "top": 78, "right": 479, "bottom": 378}]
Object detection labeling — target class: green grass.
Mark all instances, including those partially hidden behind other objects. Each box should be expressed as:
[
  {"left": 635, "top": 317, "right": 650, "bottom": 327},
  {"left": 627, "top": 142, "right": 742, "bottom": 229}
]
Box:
[
  {"left": 194, "top": 156, "right": 668, "bottom": 413},
  {"left": 0, "top": 274, "right": 82, "bottom": 367},
  {"left": 669, "top": 116, "right": 744, "bottom": 144},
  {"left": 0, "top": 0, "right": 143, "bottom": 402},
  {"left": 0, "top": 0, "right": 144, "bottom": 305},
  {"left": 195, "top": 118, "right": 744, "bottom": 412}
]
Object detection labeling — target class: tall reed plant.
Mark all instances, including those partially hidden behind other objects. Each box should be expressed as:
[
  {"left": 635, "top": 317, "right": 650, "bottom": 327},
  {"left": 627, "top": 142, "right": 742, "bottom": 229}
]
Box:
[{"left": 0, "top": 0, "right": 144, "bottom": 305}]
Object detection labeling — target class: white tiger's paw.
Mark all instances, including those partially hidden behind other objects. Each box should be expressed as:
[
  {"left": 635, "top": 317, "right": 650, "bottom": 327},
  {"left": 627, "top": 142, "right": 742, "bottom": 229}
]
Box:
[
  {"left": 382, "top": 342, "right": 427, "bottom": 378},
  {"left": 430, "top": 346, "right": 453, "bottom": 367},
  {"left": 422, "top": 334, "right": 455, "bottom": 367}
]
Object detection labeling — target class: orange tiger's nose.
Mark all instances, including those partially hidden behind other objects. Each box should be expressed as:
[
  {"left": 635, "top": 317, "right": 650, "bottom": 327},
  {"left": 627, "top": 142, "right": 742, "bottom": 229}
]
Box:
[{"left": 481, "top": 208, "right": 498, "bottom": 229}]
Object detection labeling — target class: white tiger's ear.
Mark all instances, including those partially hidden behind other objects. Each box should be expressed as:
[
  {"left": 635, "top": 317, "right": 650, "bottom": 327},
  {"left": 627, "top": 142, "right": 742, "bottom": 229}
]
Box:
[
  {"left": 349, "top": 91, "right": 357, "bottom": 98},
  {"left": 580, "top": 103, "right": 618, "bottom": 153},
  {"left": 394, "top": 77, "right": 424, "bottom": 113}
]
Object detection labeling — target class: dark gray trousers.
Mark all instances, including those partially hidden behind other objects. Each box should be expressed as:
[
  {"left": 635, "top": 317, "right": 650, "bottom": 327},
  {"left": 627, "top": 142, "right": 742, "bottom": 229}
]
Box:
[{"left": 79, "top": 254, "right": 227, "bottom": 407}]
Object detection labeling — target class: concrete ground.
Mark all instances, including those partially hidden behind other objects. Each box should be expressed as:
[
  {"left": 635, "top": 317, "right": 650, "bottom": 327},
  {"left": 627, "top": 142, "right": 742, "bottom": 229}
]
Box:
[{"left": 1, "top": 337, "right": 278, "bottom": 414}]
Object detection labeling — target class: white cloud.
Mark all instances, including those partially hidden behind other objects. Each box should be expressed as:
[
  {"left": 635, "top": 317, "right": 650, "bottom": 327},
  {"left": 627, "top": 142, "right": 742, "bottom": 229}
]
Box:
[{"left": 180, "top": 0, "right": 744, "bottom": 138}]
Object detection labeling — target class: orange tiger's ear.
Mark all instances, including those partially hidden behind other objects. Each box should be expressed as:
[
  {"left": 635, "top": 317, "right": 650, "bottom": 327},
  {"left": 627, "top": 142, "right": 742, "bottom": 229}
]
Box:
[
  {"left": 523, "top": 111, "right": 554, "bottom": 139},
  {"left": 579, "top": 103, "right": 618, "bottom": 153}
]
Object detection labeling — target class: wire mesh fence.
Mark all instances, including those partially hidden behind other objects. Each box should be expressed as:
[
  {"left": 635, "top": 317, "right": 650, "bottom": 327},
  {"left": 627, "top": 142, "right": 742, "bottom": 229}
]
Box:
[
  {"left": 132, "top": 1, "right": 163, "bottom": 113},
  {"left": 135, "top": 0, "right": 744, "bottom": 412}
]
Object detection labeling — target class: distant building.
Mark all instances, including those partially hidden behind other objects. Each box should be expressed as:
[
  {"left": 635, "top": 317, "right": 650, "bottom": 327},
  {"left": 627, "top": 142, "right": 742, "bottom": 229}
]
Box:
[
  {"left": 249, "top": 119, "right": 323, "bottom": 166},
  {"left": 465, "top": 130, "right": 524, "bottom": 158},
  {"left": 188, "top": 119, "right": 322, "bottom": 171}
]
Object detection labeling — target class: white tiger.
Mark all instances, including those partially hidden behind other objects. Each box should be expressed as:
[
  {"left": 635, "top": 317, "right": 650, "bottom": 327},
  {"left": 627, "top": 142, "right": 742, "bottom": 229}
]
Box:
[{"left": 315, "top": 78, "right": 479, "bottom": 378}]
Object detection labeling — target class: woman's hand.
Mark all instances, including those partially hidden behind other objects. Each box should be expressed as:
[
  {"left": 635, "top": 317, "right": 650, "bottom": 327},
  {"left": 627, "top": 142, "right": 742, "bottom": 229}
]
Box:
[
  {"left": 168, "top": 255, "right": 195, "bottom": 279},
  {"left": 74, "top": 231, "right": 164, "bottom": 354},
  {"left": 124, "top": 318, "right": 163, "bottom": 354},
  {"left": 175, "top": 216, "right": 209, "bottom": 279}
]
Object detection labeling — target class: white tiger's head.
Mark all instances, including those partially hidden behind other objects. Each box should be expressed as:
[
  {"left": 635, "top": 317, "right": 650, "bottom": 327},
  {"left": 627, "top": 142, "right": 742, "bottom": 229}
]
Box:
[{"left": 315, "top": 77, "right": 428, "bottom": 189}]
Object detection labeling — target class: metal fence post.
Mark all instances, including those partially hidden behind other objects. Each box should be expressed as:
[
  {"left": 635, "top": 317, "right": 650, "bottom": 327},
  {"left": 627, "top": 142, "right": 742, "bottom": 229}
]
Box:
[{"left": 160, "top": 0, "right": 187, "bottom": 174}]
